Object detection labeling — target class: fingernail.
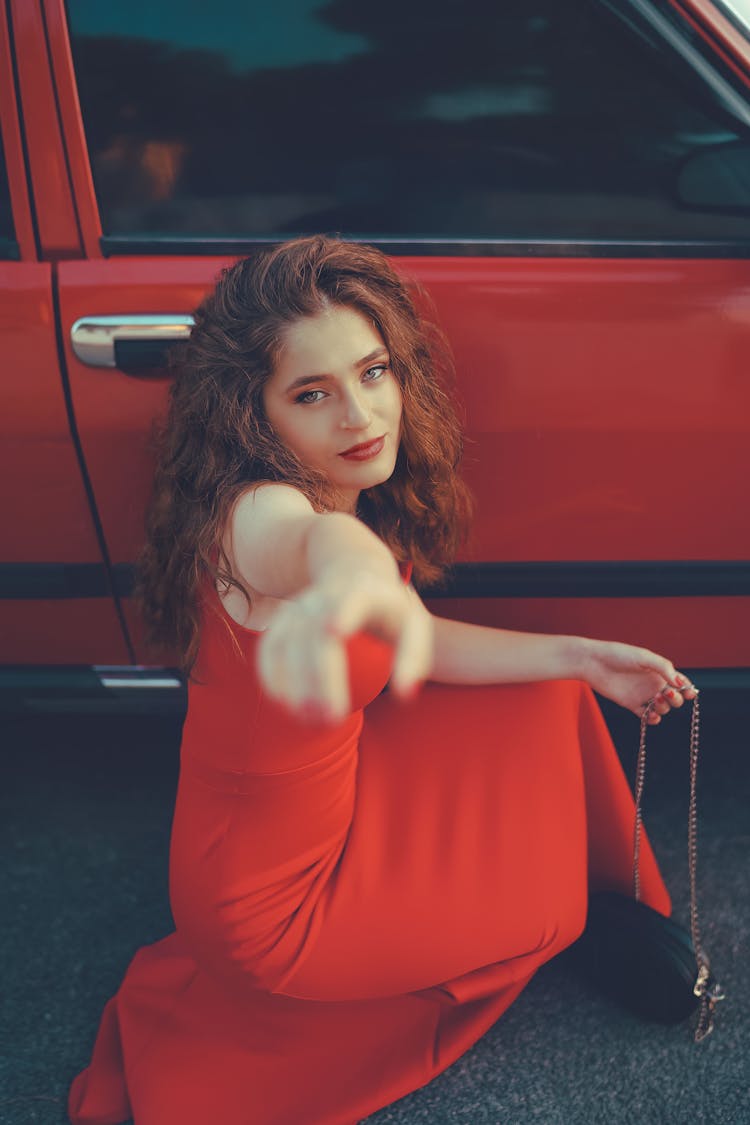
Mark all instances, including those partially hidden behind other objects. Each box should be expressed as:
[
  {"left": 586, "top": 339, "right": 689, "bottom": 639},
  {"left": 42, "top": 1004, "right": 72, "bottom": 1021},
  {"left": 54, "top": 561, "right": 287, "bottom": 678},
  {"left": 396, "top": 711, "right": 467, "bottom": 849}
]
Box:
[
  {"left": 663, "top": 688, "right": 675, "bottom": 698},
  {"left": 674, "top": 675, "right": 685, "bottom": 688}
]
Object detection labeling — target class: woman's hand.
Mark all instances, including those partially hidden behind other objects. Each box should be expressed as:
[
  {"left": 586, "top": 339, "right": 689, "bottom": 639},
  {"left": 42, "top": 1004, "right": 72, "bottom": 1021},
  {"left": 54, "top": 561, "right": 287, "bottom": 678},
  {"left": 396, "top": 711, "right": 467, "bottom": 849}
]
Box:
[
  {"left": 257, "top": 569, "right": 434, "bottom": 723},
  {"left": 579, "top": 638, "right": 698, "bottom": 723}
]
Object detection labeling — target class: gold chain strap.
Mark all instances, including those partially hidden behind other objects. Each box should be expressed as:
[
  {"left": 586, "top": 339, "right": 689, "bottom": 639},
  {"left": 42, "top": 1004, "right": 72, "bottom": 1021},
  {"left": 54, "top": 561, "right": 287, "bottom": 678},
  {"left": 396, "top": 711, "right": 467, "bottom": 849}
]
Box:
[{"left": 635, "top": 693, "right": 724, "bottom": 1041}]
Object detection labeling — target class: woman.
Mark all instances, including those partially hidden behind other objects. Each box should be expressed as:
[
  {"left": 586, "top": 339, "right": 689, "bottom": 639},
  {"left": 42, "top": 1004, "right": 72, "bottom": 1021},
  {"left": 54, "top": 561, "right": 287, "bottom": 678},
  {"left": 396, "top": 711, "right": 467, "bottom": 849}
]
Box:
[{"left": 69, "top": 236, "right": 695, "bottom": 1125}]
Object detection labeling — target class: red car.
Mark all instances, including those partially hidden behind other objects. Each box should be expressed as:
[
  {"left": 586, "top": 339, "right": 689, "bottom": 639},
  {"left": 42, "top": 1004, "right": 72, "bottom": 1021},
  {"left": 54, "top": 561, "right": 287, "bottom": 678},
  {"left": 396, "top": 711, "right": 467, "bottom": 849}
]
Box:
[{"left": 2, "top": 0, "right": 749, "bottom": 708}]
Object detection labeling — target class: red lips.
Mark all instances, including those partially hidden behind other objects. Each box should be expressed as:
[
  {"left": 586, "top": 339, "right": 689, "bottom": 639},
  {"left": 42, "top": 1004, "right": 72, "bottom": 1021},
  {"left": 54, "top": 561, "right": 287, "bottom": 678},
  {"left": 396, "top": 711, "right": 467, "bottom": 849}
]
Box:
[{"left": 339, "top": 436, "right": 386, "bottom": 459}]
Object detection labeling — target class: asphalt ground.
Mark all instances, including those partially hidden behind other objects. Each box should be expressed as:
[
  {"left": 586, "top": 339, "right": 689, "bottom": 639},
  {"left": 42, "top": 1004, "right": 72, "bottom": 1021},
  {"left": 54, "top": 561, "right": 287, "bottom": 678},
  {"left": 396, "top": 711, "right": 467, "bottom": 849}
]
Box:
[{"left": 1, "top": 692, "right": 748, "bottom": 1125}]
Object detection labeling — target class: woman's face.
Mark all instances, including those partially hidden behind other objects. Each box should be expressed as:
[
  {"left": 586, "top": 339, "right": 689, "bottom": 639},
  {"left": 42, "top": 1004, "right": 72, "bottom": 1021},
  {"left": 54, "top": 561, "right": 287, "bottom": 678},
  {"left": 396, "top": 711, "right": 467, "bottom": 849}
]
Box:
[{"left": 262, "top": 304, "right": 403, "bottom": 513}]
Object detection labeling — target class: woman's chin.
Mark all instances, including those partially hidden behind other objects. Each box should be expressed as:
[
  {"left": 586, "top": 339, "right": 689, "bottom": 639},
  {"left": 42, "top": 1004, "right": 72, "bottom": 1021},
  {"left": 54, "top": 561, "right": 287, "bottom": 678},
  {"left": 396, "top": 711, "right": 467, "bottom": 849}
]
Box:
[{"left": 333, "top": 449, "right": 398, "bottom": 489}]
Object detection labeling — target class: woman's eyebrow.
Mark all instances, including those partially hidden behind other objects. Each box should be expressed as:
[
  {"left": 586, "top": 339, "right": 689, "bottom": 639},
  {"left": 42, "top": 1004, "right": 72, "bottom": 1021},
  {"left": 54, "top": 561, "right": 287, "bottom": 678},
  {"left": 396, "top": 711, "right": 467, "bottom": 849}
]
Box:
[
  {"left": 356, "top": 347, "right": 389, "bottom": 367},
  {"left": 284, "top": 349, "right": 389, "bottom": 393},
  {"left": 285, "top": 373, "right": 331, "bottom": 392}
]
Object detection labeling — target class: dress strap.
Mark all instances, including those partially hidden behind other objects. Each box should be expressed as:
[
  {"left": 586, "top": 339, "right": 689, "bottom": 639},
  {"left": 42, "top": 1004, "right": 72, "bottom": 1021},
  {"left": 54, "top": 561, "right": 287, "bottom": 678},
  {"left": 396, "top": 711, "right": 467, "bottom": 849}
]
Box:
[{"left": 399, "top": 560, "right": 413, "bottom": 584}]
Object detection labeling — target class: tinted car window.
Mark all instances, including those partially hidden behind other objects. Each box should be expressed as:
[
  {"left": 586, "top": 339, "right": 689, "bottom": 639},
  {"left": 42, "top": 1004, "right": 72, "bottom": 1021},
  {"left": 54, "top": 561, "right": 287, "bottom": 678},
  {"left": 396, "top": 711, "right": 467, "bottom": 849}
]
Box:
[{"left": 66, "top": 0, "right": 750, "bottom": 242}]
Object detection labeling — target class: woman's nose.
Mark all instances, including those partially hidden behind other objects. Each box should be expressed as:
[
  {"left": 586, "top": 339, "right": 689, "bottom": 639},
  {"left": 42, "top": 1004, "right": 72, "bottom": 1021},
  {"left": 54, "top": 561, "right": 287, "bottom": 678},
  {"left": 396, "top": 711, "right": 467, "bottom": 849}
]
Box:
[{"left": 340, "top": 389, "right": 372, "bottom": 428}]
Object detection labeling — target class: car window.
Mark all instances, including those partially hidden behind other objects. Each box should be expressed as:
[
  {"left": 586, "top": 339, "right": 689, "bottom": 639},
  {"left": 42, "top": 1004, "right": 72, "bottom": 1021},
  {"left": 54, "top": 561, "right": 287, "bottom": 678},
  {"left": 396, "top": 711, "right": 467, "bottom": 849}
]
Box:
[{"left": 65, "top": 0, "right": 750, "bottom": 246}]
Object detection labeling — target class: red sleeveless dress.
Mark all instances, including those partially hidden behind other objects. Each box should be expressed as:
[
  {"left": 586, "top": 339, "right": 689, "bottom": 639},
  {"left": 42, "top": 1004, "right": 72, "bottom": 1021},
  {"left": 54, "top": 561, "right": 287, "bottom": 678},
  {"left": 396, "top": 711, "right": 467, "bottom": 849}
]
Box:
[{"left": 69, "top": 565, "right": 670, "bottom": 1125}]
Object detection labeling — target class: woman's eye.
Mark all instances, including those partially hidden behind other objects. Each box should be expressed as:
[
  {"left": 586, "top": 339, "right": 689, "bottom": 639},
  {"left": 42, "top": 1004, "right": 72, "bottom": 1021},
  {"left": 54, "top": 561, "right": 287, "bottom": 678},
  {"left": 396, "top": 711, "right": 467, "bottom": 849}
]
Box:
[
  {"left": 295, "top": 389, "right": 326, "bottom": 404},
  {"left": 364, "top": 364, "right": 388, "bottom": 382}
]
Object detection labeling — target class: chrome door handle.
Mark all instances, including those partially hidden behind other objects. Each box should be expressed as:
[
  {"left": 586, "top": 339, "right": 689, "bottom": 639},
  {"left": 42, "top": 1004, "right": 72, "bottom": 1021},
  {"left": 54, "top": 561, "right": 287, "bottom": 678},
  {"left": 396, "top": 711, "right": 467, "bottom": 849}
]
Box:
[{"left": 70, "top": 315, "right": 194, "bottom": 370}]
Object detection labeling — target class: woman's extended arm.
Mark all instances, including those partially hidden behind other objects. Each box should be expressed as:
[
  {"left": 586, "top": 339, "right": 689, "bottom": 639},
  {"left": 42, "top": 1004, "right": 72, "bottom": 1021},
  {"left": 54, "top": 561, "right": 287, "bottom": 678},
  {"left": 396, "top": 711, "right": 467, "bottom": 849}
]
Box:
[
  {"left": 228, "top": 484, "right": 433, "bottom": 719},
  {"left": 236, "top": 487, "right": 694, "bottom": 723},
  {"left": 227, "top": 482, "right": 399, "bottom": 598},
  {"left": 425, "top": 605, "right": 697, "bottom": 722},
  {"left": 428, "top": 613, "right": 583, "bottom": 685}
]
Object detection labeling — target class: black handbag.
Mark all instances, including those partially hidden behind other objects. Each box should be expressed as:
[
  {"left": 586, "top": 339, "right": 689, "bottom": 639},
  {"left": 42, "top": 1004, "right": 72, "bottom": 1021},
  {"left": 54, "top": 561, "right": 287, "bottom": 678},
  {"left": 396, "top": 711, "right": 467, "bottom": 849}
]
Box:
[{"left": 578, "top": 691, "right": 724, "bottom": 1041}]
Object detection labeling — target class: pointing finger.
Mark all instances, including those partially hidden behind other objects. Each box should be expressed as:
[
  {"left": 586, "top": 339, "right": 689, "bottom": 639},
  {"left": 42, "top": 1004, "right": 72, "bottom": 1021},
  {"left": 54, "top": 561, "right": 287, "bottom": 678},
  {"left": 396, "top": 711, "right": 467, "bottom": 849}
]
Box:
[{"left": 390, "top": 608, "right": 433, "bottom": 700}]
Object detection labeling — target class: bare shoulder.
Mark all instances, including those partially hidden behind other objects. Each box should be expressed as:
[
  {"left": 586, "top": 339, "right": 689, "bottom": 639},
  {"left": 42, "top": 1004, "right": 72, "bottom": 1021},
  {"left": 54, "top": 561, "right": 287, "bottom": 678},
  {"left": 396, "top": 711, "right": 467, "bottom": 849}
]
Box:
[
  {"left": 234, "top": 481, "right": 315, "bottom": 519},
  {"left": 224, "top": 482, "right": 320, "bottom": 599}
]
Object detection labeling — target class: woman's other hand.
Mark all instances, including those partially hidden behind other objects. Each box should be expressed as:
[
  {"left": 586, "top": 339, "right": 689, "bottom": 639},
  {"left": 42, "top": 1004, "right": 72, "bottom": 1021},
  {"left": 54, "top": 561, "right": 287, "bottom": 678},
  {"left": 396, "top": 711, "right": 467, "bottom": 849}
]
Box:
[
  {"left": 579, "top": 638, "right": 698, "bottom": 723},
  {"left": 257, "top": 570, "right": 434, "bottom": 723}
]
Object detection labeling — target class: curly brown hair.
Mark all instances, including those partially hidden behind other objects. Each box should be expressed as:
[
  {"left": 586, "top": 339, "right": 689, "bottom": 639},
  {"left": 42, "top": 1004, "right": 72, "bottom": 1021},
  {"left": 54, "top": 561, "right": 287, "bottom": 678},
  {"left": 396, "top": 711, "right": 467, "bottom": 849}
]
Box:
[{"left": 136, "top": 235, "right": 473, "bottom": 673}]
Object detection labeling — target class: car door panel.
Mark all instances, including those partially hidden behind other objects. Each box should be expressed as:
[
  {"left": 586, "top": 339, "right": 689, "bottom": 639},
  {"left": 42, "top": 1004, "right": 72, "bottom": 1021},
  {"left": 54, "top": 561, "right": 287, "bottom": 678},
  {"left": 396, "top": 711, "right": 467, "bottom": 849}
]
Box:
[
  {"left": 56, "top": 253, "right": 750, "bottom": 667},
  {"left": 0, "top": 261, "right": 131, "bottom": 663}
]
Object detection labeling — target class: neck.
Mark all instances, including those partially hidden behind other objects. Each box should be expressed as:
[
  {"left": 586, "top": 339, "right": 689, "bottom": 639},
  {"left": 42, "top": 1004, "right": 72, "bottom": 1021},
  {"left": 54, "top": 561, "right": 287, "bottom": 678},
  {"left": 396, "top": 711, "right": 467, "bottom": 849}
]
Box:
[{"left": 334, "top": 487, "right": 360, "bottom": 516}]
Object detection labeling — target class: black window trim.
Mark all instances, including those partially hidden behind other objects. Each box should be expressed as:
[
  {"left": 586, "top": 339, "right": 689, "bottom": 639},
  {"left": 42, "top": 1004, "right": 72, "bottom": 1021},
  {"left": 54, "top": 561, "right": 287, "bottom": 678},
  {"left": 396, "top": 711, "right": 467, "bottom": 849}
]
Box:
[{"left": 99, "top": 235, "right": 750, "bottom": 259}]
